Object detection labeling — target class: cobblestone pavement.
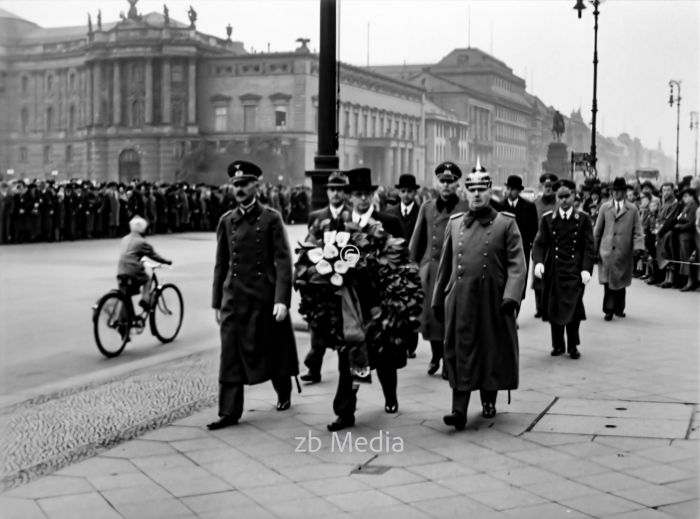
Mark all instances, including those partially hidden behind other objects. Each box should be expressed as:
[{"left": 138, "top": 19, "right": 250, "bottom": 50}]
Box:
[{"left": 1, "top": 269, "right": 698, "bottom": 518}]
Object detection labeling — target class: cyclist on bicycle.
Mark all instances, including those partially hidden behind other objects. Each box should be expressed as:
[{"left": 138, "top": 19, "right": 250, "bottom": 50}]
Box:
[{"left": 117, "top": 216, "right": 172, "bottom": 311}]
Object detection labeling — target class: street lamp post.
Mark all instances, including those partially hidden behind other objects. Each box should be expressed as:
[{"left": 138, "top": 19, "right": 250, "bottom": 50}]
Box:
[
  {"left": 668, "top": 80, "right": 681, "bottom": 184},
  {"left": 690, "top": 111, "right": 698, "bottom": 177},
  {"left": 573, "top": 0, "right": 600, "bottom": 177}
]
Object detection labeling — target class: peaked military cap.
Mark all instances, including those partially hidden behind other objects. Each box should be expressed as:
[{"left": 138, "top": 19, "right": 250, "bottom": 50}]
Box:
[
  {"left": 228, "top": 160, "right": 262, "bottom": 182},
  {"left": 554, "top": 178, "right": 576, "bottom": 191},
  {"left": 539, "top": 173, "right": 558, "bottom": 184},
  {"left": 435, "top": 161, "right": 462, "bottom": 181},
  {"left": 325, "top": 171, "right": 350, "bottom": 189}
]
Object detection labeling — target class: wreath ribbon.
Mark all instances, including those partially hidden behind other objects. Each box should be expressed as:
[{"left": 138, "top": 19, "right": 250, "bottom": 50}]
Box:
[{"left": 339, "top": 286, "right": 370, "bottom": 379}]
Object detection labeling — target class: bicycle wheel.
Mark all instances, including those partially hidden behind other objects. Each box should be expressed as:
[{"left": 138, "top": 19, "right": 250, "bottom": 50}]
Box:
[
  {"left": 93, "top": 291, "right": 130, "bottom": 358},
  {"left": 149, "top": 283, "right": 184, "bottom": 343}
]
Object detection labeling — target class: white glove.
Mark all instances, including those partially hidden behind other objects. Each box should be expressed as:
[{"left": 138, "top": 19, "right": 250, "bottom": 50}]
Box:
[
  {"left": 534, "top": 263, "right": 545, "bottom": 278},
  {"left": 581, "top": 271, "right": 591, "bottom": 284},
  {"left": 273, "top": 303, "right": 288, "bottom": 322}
]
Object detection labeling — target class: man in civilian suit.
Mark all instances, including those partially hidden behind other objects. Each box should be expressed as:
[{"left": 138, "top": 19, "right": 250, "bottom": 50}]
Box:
[
  {"left": 495, "top": 175, "right": 539, "bottom": 314},
  {"left": 300, "top": 171, "right": 353, "bottom": 384},
  {"left": 386, "top": 173, "right": 421, "bottom": 357}
]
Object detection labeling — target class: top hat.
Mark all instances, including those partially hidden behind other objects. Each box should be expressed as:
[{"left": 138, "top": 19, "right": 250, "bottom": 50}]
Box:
[
  {"left": 505, "top": 175, "right": 524, "bottom": 190},
  {"left": 325, "top": 171, "right": 350, "bottom": 190},
  {"left": 395, "top": 174, "right": 420, "bottom": 190},
  {"left": 228, "top": 160, "right": 262, "bottom": 182},
  {"left": 611, "top": 177, "right": 628, "bottom": 191},
  {"left": 346, "top": 167, "right": 377, "bottom": 192},
  {"left": 539, "top": 173, "right": 559, "bottom": 185},
  {"left": 435, "top": 161, "right": 462, "bottom": 181},
  {"left": 554, "top": 178, "right": 576, "bottom": 191}
]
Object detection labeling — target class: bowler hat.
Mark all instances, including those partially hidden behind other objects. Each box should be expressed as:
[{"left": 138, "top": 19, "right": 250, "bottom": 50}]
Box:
[
  {"left": 228, "top": 160, "right": 262, "bottom": 182},
  {"left": 325, "top": 171, "right": 350, "bottom": 189},
  {"left": 505, "top": 175, "right": 524, "bottom": 190},
  {"left": 611, "top": 177, "right": 627, "bottom": 191},
  {"left": 346, "top": 167, "right": 377, "bottom": 192},
  {"left": 395, "top": 174, "right": 419, "bottom": 190},
  {"left": 435, "top": 161, "right": 462, "bottom": 181}
]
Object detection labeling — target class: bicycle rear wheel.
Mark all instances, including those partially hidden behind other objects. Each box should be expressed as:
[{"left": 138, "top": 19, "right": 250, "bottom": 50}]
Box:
[
  {"left": 93, "top": 291, "right": 130, "bottom": 358},
  {"left": 149, "top": 283, "right": 184, "bottom": 343}
]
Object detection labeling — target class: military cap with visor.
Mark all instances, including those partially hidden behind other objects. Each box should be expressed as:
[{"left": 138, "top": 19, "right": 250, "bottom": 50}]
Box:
[{"left": 228, "top": 160, "right": 262, "bottom": 182}]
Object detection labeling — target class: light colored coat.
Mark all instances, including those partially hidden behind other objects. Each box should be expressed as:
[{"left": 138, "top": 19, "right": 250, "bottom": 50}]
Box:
[{"left": 594, "top": 200, "right": 644, "bottom": 290}]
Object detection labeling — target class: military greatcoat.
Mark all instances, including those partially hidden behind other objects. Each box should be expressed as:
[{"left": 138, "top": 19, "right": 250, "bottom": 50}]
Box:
[
  {"left": 431, "top": 207, "right": 526, "bottom": 392},
  {"left": 409, "top": 197, "right": 469, "bottom": 341},
  {"left": 532, "top": 209, "right": 595, "bottom": 325},
  {"left": 212, "top": 201, "right": 298, "bottom": 386},
  {"left": 594, "top": 200, "right": 644, "bottom": 290}
]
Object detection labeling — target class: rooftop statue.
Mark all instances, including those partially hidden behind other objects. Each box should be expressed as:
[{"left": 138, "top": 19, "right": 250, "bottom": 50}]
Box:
[
  {"left": 552, "top": 110, "right": 565, "bottom": 142},
  {"left": 187, "top": 5, "right": 197, "bottom": 28}
]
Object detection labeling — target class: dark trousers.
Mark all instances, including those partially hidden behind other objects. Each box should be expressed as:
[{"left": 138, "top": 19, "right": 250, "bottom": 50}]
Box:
[
  {"left": 407, "top": 332, "right": 419, "bottom": 357},
  {"left": 333, "top": 348, "right": 397, "bottom": 419},
  {"left": 550, "top": 320, "right": 581, "bottom": 351},
  {"left": 451, "top": 389, "right": 497, "bottom": 415},
  {"left": 219, "top": 377, "right": 292, "bottom": 419},
  {"left": 304, "top": 330, "right": 327, "bottom": 375},
  {"left": 534, "top": 289, "right": 542, "bottom": 315},
  {"left": 603, "top": 284, "right": 626, "bottom": 315},
  {"left": 430, "top": 340, "right": 443, "bottom": 364}
]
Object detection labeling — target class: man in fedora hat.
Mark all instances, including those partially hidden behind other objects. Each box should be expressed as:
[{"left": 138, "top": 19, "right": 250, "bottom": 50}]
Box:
[
  {"left": 432, "top": 163, "right": 526, "bottom": 430},
  {"left": 326, "top": 167, "right": 403, "bottom": 432},
  {"left": 387, "top": 173, "right": 422, "bottom": 357},
  {"left": 299, "top": 171, "right": 353, "bottom": 384},
  {"left": 496, "top": 175, "right": 539, "bottom": 311},
  {"left": 594, "top": 177, "right": 645, "bottom": 321},
  {"left": 410, "top": 161, "right": 469, "bottom": 378},
  {"left": 209, "top": 160, "right": 299, "bottom": 429},
  {"left": 533, "top": 179, "right": 595, "bottom": 359}
]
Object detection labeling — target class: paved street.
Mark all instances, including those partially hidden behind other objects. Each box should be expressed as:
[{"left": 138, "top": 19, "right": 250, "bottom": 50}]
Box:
[{"left": 1, "top": 229, "right": 698, "bottom": 518}]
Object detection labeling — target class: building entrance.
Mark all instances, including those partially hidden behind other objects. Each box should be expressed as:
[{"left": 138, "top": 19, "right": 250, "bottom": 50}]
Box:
[{"left": 118, "top": 149, "right": 141, "bottom": 182}]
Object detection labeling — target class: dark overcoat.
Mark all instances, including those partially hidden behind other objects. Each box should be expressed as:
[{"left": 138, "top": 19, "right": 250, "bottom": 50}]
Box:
[
  {"left": 307, "top": 204, "right": 352, "bottom": 231},
  {"left": 212, "top": 201, "right": 298, "bottom": 386},
  {"left": 409, "top": 197, "right": 469, "bottom": 341},
  {"left": 432, "top": 207, "right": 526, "bottom": 392},
  {"left": 594, "top": 200, "right": 644, "bottom": 290},
  {"left": 386, "top": 202, "right": 421, "bottom": 243},
  {"left": 532, "top": 209, "right": 595, "bottom": 325},
  {"left": 531, "top": 194, "right": 557, "bottom": 290}
]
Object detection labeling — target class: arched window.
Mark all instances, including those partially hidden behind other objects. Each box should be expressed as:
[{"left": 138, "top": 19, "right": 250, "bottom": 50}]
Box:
[
  {"left": 68, "top": 105, "right": 76, "bottom": 132},
  {"left": 20, "top": 107, "right": 29, "bottom": 133},
  {"left": 46, "top": 74, "right": 54, "bottom": 93},
  {"left": 20, "top": 75, "right": 29, "bottom": 94},
  {"left": 69, "top": 72, "right": 76, "bottom": 91}
]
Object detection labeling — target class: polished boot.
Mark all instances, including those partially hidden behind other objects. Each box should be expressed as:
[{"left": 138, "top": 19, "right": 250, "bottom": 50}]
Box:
[
  {"left": 276, "top": 399, "right": 291, "bottom": 411},
  {"left": 482, "top": 402, "right": 496, "bottom": 418},
  {"left": 551, "top": 347, "right": 565, "bottom": 356},
  {"left": 207, "top": 415, "right": 239, "bottom": 430},
  {"left": 300, "top": 371, "right": 321, "bottom": 383},
  {"left": 443, "top": 411, "right": 466, "bottom": 431},
  {"left": 568, "top": 346, "right": 581, "bottom": 359},
  {"left": 680, "top": 281, "right": 697, "bottom": 292},
  {"left": 604, "top": 313, "right": 613, "bottom": 321},
  {"left": 327, "top": 415, "right": 355, "bottom": 432}
]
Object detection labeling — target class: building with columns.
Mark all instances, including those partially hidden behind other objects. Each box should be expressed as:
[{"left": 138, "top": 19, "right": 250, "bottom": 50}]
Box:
[{"left": 0, "top": 4, "right": 469, "bottom": 188}]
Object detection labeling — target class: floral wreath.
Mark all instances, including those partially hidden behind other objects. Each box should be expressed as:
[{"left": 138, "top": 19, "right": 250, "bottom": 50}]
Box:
[{"left": 294, "top": 214, "right": 423, "bottom": 377}]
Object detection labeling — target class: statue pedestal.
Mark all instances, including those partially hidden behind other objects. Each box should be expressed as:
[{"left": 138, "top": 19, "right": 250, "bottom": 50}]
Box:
[{"left": 542, "top": 142, "right": 569, "bottom": 178}]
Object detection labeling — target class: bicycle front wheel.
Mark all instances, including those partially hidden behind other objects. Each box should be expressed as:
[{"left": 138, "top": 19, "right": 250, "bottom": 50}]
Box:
[
  {"left": 93, "top": 292, "right": 129, "bottom": 358},
  {"left": 149, "top": 283, "right": 184, "bottom": 343}
]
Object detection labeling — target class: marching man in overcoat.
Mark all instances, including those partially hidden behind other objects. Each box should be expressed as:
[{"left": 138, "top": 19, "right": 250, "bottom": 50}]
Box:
[
  {"left": 532, "top": 179, "right": 596, "bottom": 359},
  {"left": 409, "top": 162, "right": 469, "bottom": 378},
  {"left": 209, "top": 160, "right": 299, "bottom": 430},
  {"left": 594, "top": 177, "right": 645, "bottom": 320},
  {"left": 432, "top": 164, "right": 526, "bottom": 430}
]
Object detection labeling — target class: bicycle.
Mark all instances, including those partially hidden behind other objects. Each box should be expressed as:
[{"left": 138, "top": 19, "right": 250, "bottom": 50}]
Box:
[{"left": 92, "top": 262, "right": 184, "bottom": 358}]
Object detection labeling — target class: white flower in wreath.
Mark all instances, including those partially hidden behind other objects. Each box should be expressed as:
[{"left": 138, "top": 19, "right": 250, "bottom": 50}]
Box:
[
  {"left": 334, "top": 260, "right": 350, "bottom": 274},
  {"left": 335, "top": 231, "right": 351, "bottom": 247},
  {"left": 323, "top": 231, "right": 338, "bottom": 244},
  {"left": 323, "top": 243, "right": 339, "bottom": 259},
  {"left": 308, "top": 247, "right": 324, "bottom": 264},
  {"left": 316, "top": 259, "right": 333, "bottom": 275},
  {"left": 330, "top": 273, "right": 344, "bottom": 286}
]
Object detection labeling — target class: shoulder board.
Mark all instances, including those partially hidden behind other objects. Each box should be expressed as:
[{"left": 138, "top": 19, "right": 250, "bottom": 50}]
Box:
[
  {"left": 500, "top": 211, "right": 515, "bottom": 218},
  {"left": 449, "top": 212, "right": 465, "bottom": 220},
  {"left": 220, "top": 209, "right": 233, "bottom": 219},
  {"left": 542, "top": 210, "right": 553, "bottom": 217}
]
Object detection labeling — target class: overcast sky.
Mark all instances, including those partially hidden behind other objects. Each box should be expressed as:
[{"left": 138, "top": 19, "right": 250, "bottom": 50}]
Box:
[{"left": 2, "top": 0, "right": 699, "bottom": 171}]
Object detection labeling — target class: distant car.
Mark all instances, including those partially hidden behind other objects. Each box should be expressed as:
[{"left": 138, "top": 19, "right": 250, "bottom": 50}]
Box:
[{"left": 521, "top": 188, "right": 536, "bottom": 202}]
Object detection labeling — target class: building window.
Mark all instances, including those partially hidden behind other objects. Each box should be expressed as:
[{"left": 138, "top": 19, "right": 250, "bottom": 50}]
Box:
[
  {"left": 171, "top": 64, "right": 184, "bottom": 83},
  {"left": 131, "top": 100, "right": 144, "bottom": 127},
  {"left": 21, "top": 108, "right": 29, "bottom": 134},
  {"left": 171, "top": 99, "right": 185, "bottom": 127},
  {"left": 66, "top": 145, "right": 73, "bottom": 163},
  {"left": 344, "top": 109, "right": 350, "bottom": 137},
  {"left": 46, "top": 107, "right": 54, "bottom": 132},
  {"left": 244, "top": 105, "right": 257, "bottom": 131},
  {"left": 68, "top": 105, "right": 76, "bottom": 133},
  {"left": 21, "top": 75, "right": 29, "bottom": 95},
  {"left": 174, "top": 141, "right": 187, "bottom": 159},
  {"left": 43, "top": 145, "right": 52, "bottom": 164},
  {"left": 19, "top": 146, "right": 28, "bottom": 163},
  {"left": 353, "top": 112, "right": 359, "bottom": 137},
  {"left": 214, "top": 106, "right": 228, "bottom": 132},
  {"left": 46, "top": 74, "right": 54, "bottom": 93},
  {"left": 131, "top": 63, "right": 143, "bottom": 82},
  {"left": 69, "top": 72, "right": 76, "bottom": 91},
  {"left": 275, "top": 106, "right": 287, "bottom": 129}
]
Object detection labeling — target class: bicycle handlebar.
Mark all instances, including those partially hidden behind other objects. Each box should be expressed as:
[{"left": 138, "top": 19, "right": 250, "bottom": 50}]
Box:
[{"left": 141, "top": 260, "right": 172, "bottom": 270}]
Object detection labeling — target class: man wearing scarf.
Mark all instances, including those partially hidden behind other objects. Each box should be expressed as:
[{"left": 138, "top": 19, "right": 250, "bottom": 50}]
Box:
[
  {"left": 432, "top": 163, "right": 526, "bottom": 430},
  {"left": 409, "top": 161, "right": 469, "bottom": 379}
]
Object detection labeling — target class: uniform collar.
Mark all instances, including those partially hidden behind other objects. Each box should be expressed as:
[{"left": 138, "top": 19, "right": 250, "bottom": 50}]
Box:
[
  {"left": 232, "top": 199, "right": 260, "bottom": 222},
  {"left": 436, "top": 193, "right": 459, "bottom": 213},
  {"left": 464, "top": 205, "right": 498, "bottom": 228}
]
